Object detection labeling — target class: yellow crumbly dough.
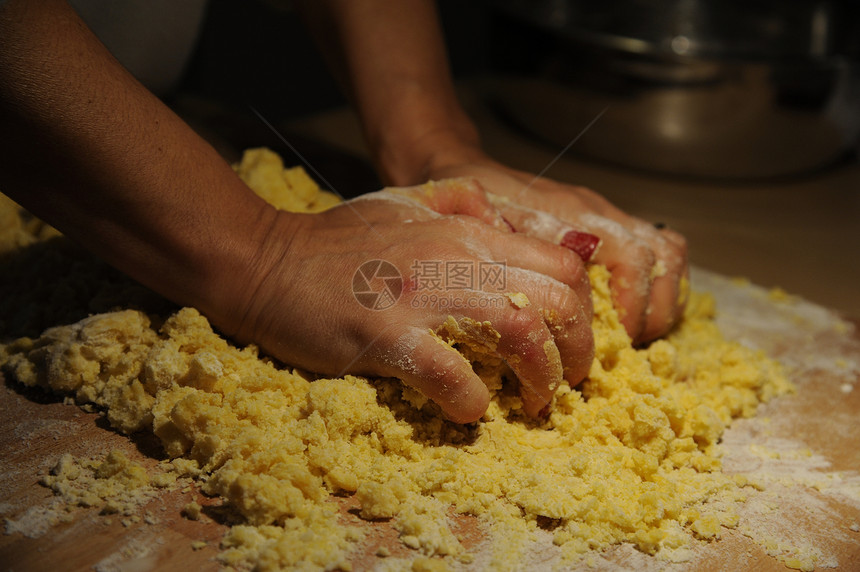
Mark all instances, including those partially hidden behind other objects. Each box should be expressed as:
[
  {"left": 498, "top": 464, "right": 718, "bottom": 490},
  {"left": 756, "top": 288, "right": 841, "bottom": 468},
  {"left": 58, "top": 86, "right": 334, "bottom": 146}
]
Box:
[
  {"left": 233, "top": 147, "right": 341, "bottom": 213},
  {"left": 0, "top": 148, "right": 793, "bottom": 570},
  {"left": 0, "top": 192, "right": 60, "bottom": 251}
]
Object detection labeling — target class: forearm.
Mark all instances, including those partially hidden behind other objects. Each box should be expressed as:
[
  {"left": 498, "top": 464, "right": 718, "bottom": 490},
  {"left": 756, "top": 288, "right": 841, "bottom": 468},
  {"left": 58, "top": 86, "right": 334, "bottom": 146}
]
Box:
[
  {"left": 296, "top": 0, "right": 482, "bottom": 186},
  {"left": 0, "top": 0, "right": 282, "bottom": 336}
]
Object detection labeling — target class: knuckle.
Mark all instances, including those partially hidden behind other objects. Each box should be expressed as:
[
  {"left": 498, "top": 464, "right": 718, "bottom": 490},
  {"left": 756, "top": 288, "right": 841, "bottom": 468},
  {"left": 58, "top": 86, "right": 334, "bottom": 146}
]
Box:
[
  {"left": 556, "top": 247, "right": 589, "bottom": 288},
  {"left": 502, "top": 306, "right": 545, "bottom": 341},
  {"left": 551, "top": 280, "right": 588, "bottom": 319},
  {"left": 622, "top": 242, "right": 656, "bottom": 281}
]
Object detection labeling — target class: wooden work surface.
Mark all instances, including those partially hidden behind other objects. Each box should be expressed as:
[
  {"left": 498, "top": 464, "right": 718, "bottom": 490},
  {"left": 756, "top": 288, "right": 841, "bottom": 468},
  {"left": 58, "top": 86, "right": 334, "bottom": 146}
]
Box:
[{"left": 1, "top": 268, "right": 859, "bottom": 571}]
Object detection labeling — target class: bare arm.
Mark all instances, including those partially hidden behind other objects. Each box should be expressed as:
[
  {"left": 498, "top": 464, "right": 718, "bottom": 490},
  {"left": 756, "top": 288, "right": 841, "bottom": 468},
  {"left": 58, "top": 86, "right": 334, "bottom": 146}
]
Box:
[
  {"left": 295, "top": 0, "right": 481, "bottom": 185},
  {"left": 0, "top": 0, "right": 280, "bottom": 336}
]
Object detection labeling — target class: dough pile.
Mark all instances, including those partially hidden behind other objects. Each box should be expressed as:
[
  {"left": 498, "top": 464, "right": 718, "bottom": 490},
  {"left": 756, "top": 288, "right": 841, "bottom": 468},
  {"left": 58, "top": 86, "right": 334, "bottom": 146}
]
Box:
[{"left": 0, "top": 149, "right": 792, "bottom": 570}]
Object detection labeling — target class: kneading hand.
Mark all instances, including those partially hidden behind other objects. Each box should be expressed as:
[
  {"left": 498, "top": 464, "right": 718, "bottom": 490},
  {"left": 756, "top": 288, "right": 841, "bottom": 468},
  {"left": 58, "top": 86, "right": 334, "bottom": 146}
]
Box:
[
  {"left": 425, "top": 157, "right": 689, "bottom": 345},
  {"left": 231, "top": 179, "right": 594, "bottom": 423}
]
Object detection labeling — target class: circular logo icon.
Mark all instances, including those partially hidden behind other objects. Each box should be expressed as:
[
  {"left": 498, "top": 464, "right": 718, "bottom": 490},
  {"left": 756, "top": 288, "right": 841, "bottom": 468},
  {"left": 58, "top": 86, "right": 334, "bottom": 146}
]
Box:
[{"left": 352, "top": 260, "right": 402, "bottom": 310}]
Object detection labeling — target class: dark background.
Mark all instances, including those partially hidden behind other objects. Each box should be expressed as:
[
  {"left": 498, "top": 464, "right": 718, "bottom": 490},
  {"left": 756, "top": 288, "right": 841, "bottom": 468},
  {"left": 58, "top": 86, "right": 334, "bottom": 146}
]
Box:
[
  {"left": 171, "top": 0, "right": 547, "bottom": 196},
  {"left": 177, "top": 0, "right": 544, "bottom": 122}
]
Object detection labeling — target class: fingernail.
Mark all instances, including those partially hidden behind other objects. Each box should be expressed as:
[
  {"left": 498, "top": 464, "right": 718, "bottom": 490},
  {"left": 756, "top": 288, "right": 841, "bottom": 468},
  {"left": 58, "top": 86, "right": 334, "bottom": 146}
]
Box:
[{"left": 560, "top": 230, "right": 601, "bottom": 262}]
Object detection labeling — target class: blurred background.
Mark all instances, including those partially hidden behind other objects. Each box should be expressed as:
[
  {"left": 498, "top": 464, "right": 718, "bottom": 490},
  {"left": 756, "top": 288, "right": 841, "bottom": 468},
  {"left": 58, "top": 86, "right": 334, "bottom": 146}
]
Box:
[{"left": 74, "top": 0, "right": 860, "bottom": 318}]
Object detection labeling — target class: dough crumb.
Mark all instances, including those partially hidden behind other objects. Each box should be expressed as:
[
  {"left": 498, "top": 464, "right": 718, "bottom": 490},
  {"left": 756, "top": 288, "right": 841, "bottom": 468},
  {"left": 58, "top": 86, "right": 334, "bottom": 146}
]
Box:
[
  {"left": 183, "top": 501, "right": 202, "bottom": 521},
  {"left": 505, "top": 292, "right": 530, "bottom": 308}
]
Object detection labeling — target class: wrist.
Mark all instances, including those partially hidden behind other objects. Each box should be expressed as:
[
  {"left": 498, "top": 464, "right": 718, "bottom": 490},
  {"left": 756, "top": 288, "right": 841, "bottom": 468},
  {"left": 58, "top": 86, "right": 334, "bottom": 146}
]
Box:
[
  {"left": 202, "top": 204, "right": 301, "bottom": 342},
  {"left": 377, "top": 127, "right": 488, "bottom": 187},
  {"left": 366, "top": 87, "right": 483, "bottom": 187},
  {"left": 212, "top": 207, "right": 309, "bottom": 350}
]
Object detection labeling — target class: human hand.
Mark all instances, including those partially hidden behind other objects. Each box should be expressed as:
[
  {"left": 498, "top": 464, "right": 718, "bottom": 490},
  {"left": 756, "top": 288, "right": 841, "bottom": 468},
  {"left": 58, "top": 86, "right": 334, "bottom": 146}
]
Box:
[
  {"left": 424, "top": 156, "right": 688, "bottom": 345},
  {"left": 231, "top": 179, "right": 594, "bottom": 423}
]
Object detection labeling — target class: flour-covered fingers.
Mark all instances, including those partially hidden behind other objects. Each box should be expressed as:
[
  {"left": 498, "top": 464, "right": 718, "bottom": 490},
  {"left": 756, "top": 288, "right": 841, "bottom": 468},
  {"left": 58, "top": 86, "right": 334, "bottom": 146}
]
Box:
[
  {"left": 414, "top": 273, "right": 590, "bottom": 418},
  {"left": 488, "top": 198, "right": 602, "bottom": 262},
  {"left": 478, "top": 269, "right": 593, "bottom": 415},
  {"left": 627, "top": 221, "right": 689, "bottom": 342},
  {"left": 376, "top": 327, "right": 491, "bottom": 424},
  {"left": 489, "top": 303, "right": 562, "bottom": 417},
  {"left": 364, "top": 289, "right": 566, "bottom": 421},
  {"left": 544, "top": 212, "right": 654, "bottom": 343},
  {"left": 383, "top": 178, "right": 511, "bottom": 232},
  {"left": 504, "top": 267, "right": 594, "bottom": 388},
  {"left": 486, "top": 184, "right": 689, "bottom": 344},
  {"left": 465, "top": 224, "right": 594, "bottom": 304},
  {"left": 460, "top": 292, "right": 562, "bottom": 412},
  {"left": 475, "top": 228, "right": 595, "bottom": 389}
]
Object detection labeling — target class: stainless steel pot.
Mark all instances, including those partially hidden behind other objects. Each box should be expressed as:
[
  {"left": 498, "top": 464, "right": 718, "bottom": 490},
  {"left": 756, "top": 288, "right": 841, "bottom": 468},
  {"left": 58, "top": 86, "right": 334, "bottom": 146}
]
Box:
[{"left": 490, "top": 0, "right": 860, "bottom": 178}]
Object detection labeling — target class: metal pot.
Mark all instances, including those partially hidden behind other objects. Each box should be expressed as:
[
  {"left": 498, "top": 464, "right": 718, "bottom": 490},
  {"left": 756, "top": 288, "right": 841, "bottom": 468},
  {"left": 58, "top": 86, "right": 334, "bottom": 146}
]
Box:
[{"left": 490, "top": 0, "right": 860, "bottom": 178}]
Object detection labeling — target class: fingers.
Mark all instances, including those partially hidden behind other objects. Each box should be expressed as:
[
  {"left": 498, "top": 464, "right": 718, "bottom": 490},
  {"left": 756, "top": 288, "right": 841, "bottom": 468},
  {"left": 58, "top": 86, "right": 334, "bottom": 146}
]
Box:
[
  {"left": 627, "top": 222, "right": 689, "bottom": 342},
  {"left": 477, "top": 296, "right": 564, "bottom": 417},
  {"left": 415, "top": 164, "right": 691, "bottom": 345},
  {"left": 484, "top": 198, "right": 686, "bottom": 343},
  {"left": 449, "top": 223, "right": 595, "bottom": 411},
  {"left": 489, "top": 198, "right": 602, "bottom": 262},
  {"left": 384, "top": 178, "right": 511, "bottom": 232},
  {"left": 504, "top": 267, "right": 594, "bottom": 388},
  {"left": 398, "top": 290, "right": 560, "bottom": 419},
  {"left": 483, "top": 240, "right": 594, "bottom": 387},
  {"left": 357, "top": 283, "right": 579, "bottom": 422},
  {"left": 408, "top": 267, "right": 592, "bottom": 419},
  {"left": 378, "top": 327, "right": 491, "bottom": 424},
  {"left": 478, "top": 169, "right": 690, "bottom": 344},
  {"left": 546, "top": 211, "right": 686, "bottom": 345},
  {"left": 579, "top": 214, "right": 655, "bottom": 341},
  {"left": 472, "top": 270, "right": 592, "bottom": 415}
]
